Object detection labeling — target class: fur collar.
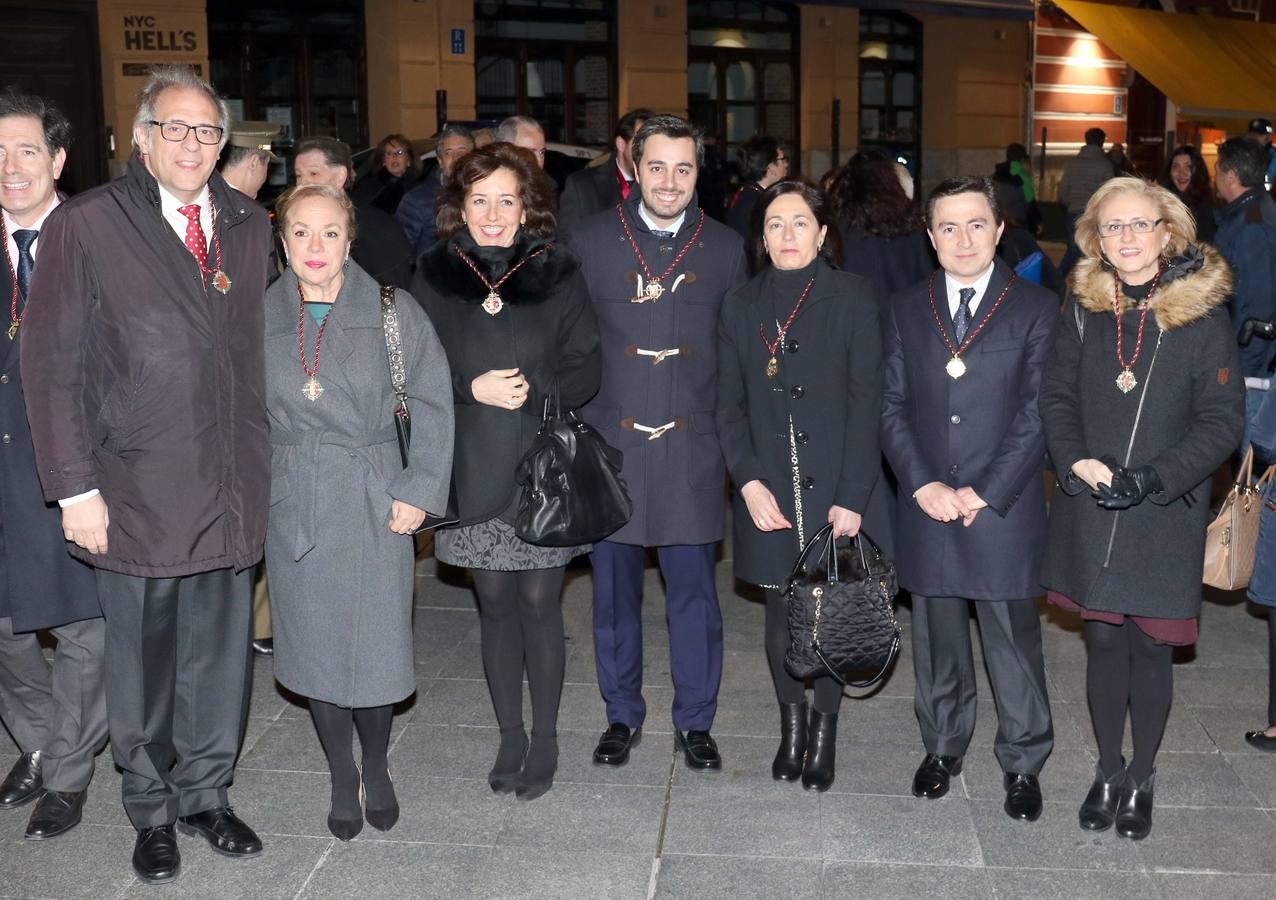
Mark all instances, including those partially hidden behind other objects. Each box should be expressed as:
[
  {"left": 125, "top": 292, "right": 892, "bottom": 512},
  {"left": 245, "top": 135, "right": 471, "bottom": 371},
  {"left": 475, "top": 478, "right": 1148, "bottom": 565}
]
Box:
[
  {"left": 1071, "top": 243, "right": 1233, "bottom": 331},
  {"left": 417, "top": 232, "right": 577, "bottom": 306}
]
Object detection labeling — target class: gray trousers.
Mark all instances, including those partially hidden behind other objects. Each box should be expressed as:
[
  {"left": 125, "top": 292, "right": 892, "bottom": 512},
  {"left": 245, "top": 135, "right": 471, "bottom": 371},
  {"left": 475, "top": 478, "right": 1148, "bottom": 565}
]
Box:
[
  {"left": 97, "top": 567, "right": 252, "bottom": 829},
  {"left": 0, "top": 616, "right": 108, "bottom": 792},
  {"left": 911, "top": 595, "right": 1054, "bottom": 775}
]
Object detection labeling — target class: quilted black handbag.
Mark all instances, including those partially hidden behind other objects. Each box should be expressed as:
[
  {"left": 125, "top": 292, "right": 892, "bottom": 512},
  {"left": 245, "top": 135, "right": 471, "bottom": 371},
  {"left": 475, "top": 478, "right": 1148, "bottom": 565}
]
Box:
[
  {"left": 783, "top": 523, "right": 901, "bottom": 687},
  {"left": 514, "top": 391, "right": 633, "bottom": 547}
]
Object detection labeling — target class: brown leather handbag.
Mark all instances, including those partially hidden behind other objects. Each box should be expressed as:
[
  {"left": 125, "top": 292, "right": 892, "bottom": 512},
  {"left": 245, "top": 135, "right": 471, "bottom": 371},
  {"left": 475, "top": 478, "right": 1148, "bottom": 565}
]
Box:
[{"left": 1204, "top": 446, "right": 1275, "bottom": 590}]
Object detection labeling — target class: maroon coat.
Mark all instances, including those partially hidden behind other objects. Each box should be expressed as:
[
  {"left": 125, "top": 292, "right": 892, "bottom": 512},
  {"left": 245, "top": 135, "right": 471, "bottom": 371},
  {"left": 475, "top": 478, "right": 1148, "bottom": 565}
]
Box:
[{"left": 20, "top": 156, "right": 271, "bottom": 577}]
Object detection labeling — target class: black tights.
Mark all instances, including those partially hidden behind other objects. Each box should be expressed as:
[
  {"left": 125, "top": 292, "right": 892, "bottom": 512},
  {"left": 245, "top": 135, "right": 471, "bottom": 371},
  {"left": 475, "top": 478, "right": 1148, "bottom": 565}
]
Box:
[
  {"left": 308, "top": 699, "right": 395, "bottom": 814},
  {"left": 1267, "top": 613, "right": 1276, "bottom": 726},
  {"left": 1085, "top": 619, "right": 1173, "bottom": 784},
  {"left": 472, "top": 567, "right": 567, "bottom": 737},
  {"left": 765, "top": 589, "right": 843, "bottom": 715}
]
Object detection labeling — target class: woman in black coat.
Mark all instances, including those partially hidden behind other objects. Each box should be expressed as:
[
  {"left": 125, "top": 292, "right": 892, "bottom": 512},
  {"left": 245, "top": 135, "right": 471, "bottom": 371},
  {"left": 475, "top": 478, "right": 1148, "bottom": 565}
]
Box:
[
  {"left": 1159, "top": 145, "right": 1217, "bottom": 244},
  {"left": 412, "top": 143, "right": 601, "bottom": 802},
  {"left": 834, "top": 151, "right": 933, "bottom": 302},
  {"left": 716, "top": 180, "right": 887, "bottom": 791},
  {"left": 1041, "top": 177, "right": 1244, "bottom": 840}
]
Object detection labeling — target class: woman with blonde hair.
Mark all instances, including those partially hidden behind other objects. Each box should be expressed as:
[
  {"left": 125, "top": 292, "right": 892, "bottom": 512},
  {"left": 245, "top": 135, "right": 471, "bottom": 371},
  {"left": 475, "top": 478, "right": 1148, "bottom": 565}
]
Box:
[{"left": 1040, "top": 177, "right": 1244, "bottom": 840}]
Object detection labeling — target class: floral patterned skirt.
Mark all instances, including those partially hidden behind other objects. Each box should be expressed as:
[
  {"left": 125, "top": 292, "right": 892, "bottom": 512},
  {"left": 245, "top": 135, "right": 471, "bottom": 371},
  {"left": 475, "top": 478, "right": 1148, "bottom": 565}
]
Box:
[{"left": 435, "top": 515, "right": 588, "bottom": 572}]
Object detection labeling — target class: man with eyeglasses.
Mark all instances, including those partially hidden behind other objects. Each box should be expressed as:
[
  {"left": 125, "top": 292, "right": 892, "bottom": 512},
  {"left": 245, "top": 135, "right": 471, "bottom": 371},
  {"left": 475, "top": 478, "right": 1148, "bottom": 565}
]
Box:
[
  {"left": 20, "top": 65, "right": 273, "bottom": 884},
  {"left": 726, "top": 135, "right": 789, "bottom": 244},
  {"left": 1215, "top": 136, "right": 1276, "bottom": 445}
]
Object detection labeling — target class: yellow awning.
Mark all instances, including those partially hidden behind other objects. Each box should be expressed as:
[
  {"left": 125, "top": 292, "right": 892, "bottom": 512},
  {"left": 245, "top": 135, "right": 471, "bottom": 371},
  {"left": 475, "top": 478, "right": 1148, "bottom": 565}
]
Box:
[{"left": 1055, "top": 0, "right": 1276, "bottom": 120}]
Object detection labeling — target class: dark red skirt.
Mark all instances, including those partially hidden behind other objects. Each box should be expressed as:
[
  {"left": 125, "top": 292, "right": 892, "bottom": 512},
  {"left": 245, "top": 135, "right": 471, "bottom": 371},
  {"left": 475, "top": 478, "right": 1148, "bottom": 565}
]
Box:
[{"left": 1046, "top": 590, "right": 1198, "bottom": 646}]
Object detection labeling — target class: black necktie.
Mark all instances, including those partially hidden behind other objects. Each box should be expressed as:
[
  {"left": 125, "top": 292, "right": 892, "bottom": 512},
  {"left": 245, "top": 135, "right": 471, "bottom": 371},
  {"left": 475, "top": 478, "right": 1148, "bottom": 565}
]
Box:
[
  {"left": 954, "top": 286, "right": 975, "bottom": 343},
  {"left": 651, "top": 230, "right": 674, "bottom": 239},
  {"left": 13, "top": 229, "right": 37, "bottom": 302}
]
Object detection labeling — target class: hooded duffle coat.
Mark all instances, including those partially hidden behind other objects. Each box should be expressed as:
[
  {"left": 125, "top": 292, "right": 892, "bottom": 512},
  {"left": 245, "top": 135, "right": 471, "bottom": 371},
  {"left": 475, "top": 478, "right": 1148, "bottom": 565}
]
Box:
[
  {"left": 21, "top": 157, "right": 272, "bottom": 577},
  {"left": 565, "top": 195, "right": 749, "bottom": 547},
  {"left": 264, "top": 263, "right": 454, "bottom": 707},
  {"left": 716, "top": 257, "right": 890, "bottom": 587},
  {"left": 1040, "top": 246, "right": 1245, "bottom": 619}
]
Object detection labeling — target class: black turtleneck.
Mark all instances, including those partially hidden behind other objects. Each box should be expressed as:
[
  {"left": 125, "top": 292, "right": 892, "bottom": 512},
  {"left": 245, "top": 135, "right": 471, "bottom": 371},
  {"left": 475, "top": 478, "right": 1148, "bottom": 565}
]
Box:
[
  {"left": 453, "top": 230, "right": 520, "bottom": 282},
  {"left": 765, "top": 257, "right": 820, "bottom": 321}
]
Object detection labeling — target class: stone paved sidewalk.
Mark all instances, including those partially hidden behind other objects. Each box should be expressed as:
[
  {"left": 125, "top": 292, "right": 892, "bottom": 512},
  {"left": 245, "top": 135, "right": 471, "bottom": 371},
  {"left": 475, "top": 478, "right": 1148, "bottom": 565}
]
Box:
[{"left": 3, "top": 547, "right": 1276, "bottom": 899}]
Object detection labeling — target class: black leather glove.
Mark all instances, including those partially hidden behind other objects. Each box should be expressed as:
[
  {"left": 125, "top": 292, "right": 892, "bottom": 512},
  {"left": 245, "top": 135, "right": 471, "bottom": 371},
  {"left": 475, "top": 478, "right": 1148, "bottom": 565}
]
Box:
[{"left": 1093, "top": 465, "right": 1163, "bottom": 510}]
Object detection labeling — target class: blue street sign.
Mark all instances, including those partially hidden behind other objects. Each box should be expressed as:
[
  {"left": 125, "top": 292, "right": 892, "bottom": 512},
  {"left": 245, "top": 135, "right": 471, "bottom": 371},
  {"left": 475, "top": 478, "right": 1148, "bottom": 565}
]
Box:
[{"left": 451, "top": 29, "right": 465, "bottom": 55}]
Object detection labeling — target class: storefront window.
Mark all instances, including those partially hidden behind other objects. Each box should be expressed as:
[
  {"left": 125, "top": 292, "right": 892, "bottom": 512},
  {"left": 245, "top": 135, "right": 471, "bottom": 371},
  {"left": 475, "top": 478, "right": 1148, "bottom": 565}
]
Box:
[
  {"left": 688, "top": 1, "right": 799, "bottom": 171},
  {"left": 475, "top": 0, "right": 615, "bottom": 146}
]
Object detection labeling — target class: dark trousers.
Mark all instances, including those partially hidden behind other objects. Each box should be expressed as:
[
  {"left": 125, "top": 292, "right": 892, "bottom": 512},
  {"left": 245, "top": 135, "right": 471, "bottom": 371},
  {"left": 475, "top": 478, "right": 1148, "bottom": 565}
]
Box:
[
  {"left": 911, "top": 595, "right": 1054, "bottom": 774},
  {"left": 0, "top": 616, "right": 108, "bottom": 791},
  {"left": 96, "top": 567, "right": 252, "bottom": 829},
  {"left": 590, "top": 540, "right": 723, "bottom": 732}
]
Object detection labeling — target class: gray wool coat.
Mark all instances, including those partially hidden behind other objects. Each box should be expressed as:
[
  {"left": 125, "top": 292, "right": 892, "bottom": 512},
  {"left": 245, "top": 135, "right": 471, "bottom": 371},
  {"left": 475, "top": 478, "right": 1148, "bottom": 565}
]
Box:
[
  {"left": 264, "top": 263, "right": 454, "bottom": 707},
  {"left": 1041, "top": 246, "right": 1245, "bottom": 619}
]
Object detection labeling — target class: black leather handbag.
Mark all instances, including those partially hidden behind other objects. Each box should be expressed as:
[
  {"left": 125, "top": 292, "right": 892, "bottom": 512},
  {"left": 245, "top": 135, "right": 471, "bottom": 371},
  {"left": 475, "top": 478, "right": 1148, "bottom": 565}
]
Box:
[
  {"left": 379, "top": 285, "right": 457, "bottom": 530},
  {"left": 514, "top": 391, "right": 632, "bottom": 547},
  {"left": 783, "top": 523, "right": 901, "bottom": 687}
]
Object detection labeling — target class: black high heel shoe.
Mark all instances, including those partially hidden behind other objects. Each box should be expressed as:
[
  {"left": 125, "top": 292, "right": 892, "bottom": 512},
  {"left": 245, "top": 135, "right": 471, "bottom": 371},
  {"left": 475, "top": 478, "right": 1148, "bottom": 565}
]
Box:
[
  {"left": 1078, "top": 760, "right": 1126, "bottom": 832},
  {"left": 515, "top": 734, "right": 557, "bottom": 802},
  {"left": 1244, "top": 727, "right": 1276, "bottom": 752},
  {"left": 327, "top": 769, "right": 363, "bottom": 842},
  {"left": 363, "top": 763, "right": 399, "bottom": 832},
  {"left": 489, "top": 728, "right": 528, "bottom": 794}
]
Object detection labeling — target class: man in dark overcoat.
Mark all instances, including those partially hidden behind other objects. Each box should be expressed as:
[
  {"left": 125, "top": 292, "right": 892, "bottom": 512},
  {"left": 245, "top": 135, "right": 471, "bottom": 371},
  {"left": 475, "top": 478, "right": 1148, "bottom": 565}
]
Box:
[
  {"left": 20, "top": 66, "right": 272, "bottom": 884},
  {"left": 557, "top": 108, "right": 653, "bottom": 233},
  {"left": 0, "top": 90, "right": 105, "bottom": 841},
  {"left": 880, "top": 176, "right": 1057, "bottom": 822},
  {"left": 566, "top": 116, "right": 748, "bottom": 770}
]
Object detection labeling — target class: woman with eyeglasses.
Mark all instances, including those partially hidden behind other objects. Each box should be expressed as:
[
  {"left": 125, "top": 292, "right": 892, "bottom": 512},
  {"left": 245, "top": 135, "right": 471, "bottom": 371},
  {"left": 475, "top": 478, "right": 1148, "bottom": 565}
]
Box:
[
  {"left": 1040, "top": 177, "right": 1244, "bottom": 840},
  {"left": 352, "top": 133, "right": 419, "bottom": 214}
]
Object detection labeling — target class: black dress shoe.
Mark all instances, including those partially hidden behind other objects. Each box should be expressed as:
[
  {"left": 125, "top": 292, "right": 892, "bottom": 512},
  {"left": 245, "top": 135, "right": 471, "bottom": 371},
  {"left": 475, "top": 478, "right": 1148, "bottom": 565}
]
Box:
[
  {"left": 801, "top": 710, "right": 837, "bottom": 792},
  {"left": 1114, "top": 771, "right": 1155, "bottom": 840},
  {"left": 24, "top": 789, "right": 85, "bottom": 840},
  {"left": 1003, "top": 772, "right": 1043, "bottom": 822},
  {"left": 772, "top": 702, "right": 808, "bottom": 782},
  {"left": 177, "top": 807, "right": 263, "bottom": 856},
  {"left": 252, "top": 638, "right": 274, "bottom": 656},
  {"left": 593, "top": 724, "right": 641, "bottom": 767},
  {"left": 133, "top": 825, "right": 180, "bottom": 884},
  {"left": 675, "top": 730, "right": 722, "bottom": 770},
  {"left": 1245, "top": 729, "right": 1276, "bottom": 752},
  {"left": 0, "top": 751, "right": 43, "bottom": 809},
  {"left": 1079, "top": 761, "right": 1126, "bottom": 832},
  {"left": 911, "top": 753, "right": 962, "bottom": 799}
]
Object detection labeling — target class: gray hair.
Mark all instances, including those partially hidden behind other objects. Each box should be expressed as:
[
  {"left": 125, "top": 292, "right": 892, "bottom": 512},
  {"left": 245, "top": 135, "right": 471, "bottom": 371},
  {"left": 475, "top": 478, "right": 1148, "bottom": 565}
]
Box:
[
  {"left": 0, "top": 88, "right": 72, "bottom": 155},
  {"left": 438, "top": 122, "right": 475, "bottom": 147},
  {"left": 131, "top": 64, "right": 230, "bottom": 152},
  {"left": 494, "top": 116, "right": 543, "bottom": 144}
]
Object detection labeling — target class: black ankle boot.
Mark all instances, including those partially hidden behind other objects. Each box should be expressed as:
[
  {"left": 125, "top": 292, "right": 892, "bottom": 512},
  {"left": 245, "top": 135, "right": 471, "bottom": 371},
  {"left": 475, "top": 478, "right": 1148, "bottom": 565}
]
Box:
[
  {"left": 772, "top": 702, "right": 808, "bottom": 782},
  {"left": 801, "top": 709, "right": 837, "bottom": 792},
  {"left": 489, "top": 727, "right": 528, "bottom": 794},
  {"left": 1115, "top": 770, "right": 1155, "bottom": 840},
  {"left": 1078, "top": 759, "right": 1125, "bottom": 832}
]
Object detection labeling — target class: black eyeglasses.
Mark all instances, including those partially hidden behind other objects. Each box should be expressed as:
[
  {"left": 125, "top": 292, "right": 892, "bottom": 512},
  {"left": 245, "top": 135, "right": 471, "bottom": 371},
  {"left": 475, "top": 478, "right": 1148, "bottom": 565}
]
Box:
[
  {"left": 149, "top": 120, "right": 224, "bottom": 145},
  {"left": 775, "top": 155, "right": 789, "bottom": 164}
]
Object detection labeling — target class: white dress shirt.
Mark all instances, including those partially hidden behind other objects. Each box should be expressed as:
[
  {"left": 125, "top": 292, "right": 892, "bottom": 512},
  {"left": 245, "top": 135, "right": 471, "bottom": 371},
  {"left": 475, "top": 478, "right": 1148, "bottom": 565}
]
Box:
[
  {"left": 4, "top": 195, "right": 60, "bottom": 275},
  {"left": 638, "top": 202, "right": 685, "bottom": 236},
  {"left": 944, "top": 262, "right": 995, "bottom": 319},
  {"left": 158, "top": 184, "right": 213, "bottom": 248}
]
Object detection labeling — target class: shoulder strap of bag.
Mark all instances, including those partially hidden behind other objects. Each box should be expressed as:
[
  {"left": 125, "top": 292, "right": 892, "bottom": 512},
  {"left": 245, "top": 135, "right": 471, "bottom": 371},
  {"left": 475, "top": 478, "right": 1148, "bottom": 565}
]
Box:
[
  {"left": 379, "top": 284, "right": 408, "bottom": 405},
  {"left": 1072, "top": 299, "right": 1086, "bottom": 342}
]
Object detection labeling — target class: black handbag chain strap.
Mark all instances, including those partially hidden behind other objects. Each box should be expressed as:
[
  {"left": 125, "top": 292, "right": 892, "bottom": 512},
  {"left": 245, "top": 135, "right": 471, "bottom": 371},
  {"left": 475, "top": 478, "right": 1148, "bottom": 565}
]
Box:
[
  {"left": 787, "top": 522, "right": 901, "bottom": 689},
  {"left": 379, "top": 284, "right": 409, "bottom": 415}
]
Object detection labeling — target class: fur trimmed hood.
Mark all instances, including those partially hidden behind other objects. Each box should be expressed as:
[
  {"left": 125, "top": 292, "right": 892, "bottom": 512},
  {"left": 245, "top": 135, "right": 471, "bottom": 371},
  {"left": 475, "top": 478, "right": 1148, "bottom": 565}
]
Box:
[
  {"left": 416, "top": 231, "right": 579, "bottom": 306},
  {"left": 1072, "top": 243, "right": 1232, "bottom": 331}
]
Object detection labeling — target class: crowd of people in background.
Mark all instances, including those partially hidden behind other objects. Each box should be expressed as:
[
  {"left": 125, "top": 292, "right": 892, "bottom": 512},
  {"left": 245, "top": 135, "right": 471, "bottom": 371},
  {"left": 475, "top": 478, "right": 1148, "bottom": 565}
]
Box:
[{"left": 2, "top": 62, "right": 1276, "bottom": 889}]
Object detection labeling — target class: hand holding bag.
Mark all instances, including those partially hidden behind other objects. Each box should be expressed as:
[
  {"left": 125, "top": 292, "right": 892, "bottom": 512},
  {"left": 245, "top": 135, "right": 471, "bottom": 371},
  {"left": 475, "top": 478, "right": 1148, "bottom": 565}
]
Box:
[
  {"left": 514, "top": 387, "right": 632, "bottom": 547},
  {"left": 783, "top": 523, "right": 901, "bottom": 687},
  {"left": 1204, "top": 445, "right": 1274, "bottom": 590},
  {"left": 379, "top": 284, "right": 458, "bottom": 530}
]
